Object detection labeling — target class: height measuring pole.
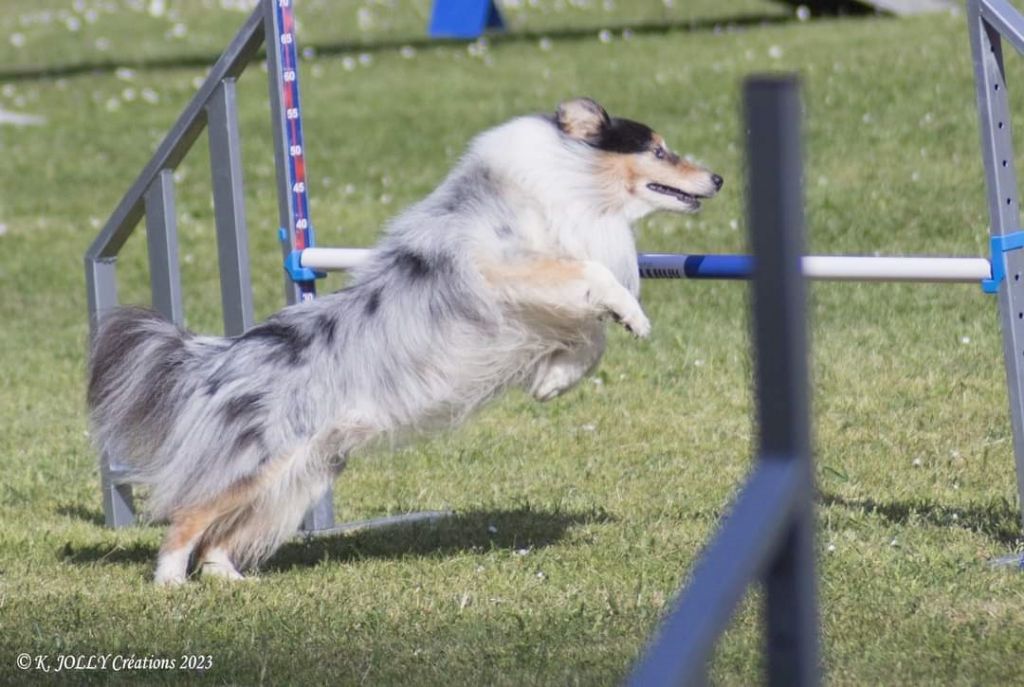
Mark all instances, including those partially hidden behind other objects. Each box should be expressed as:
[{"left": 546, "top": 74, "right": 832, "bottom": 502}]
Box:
[
  {"left": 266, "top": 0, "right": 319, "bottom": 305},
  {"left": 265, "top": 0, "right": 334, "bottom": 530}
]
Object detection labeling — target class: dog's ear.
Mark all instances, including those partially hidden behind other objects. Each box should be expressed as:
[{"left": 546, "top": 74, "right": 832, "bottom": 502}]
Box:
[{"left": 556, "top": 98, "right": 610, "bottom": 142}]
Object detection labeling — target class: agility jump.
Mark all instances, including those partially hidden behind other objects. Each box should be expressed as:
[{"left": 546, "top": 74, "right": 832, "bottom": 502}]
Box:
[
  {"left": 81, "top": 0, "right": 1024, "bottom": 680},
  {"left": 300, "top": 247, "right": 995, "bottom": 284},
  {"left": 85, "top": 0, "right": 1024, "bottom": 544}
]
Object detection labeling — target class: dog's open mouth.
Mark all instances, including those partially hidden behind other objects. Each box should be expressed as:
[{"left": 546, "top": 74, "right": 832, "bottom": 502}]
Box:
[{"left": 646, "top": 182, "right": 707, "bottom": 207}]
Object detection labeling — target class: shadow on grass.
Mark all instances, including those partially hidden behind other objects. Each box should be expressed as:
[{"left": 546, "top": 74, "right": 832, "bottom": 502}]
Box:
[
  {"left": 58, "top": 504, "right": 614, "bottom": 571},
  {"left": 0, "top": 7, "right": 877, "bottom": 83},
  {"left": 61, "top": 539, "right": 156, "bottom": 566},
  {"left": 266, "top": 505, "right": 614, "bottom": 572},
  {"left": 55, "top": 503, "right": 106, "bottom": 526},
  {"left": 774, "top": 0, "right": 873, "bottom": 13},
  {"left": 820, "top": 493, "right": 1023, "bottom": 546}
]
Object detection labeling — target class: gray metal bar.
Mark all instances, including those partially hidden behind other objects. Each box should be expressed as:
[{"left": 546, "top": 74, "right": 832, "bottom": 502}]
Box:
[
  {"left": 207, "top": 78, "right": 254, "bottom": 336},
  {"left": 100, "top": 459, "right": 136, "bottom": 528},
  {"left": 748, "top": 77, "right": 811, "bottom": 465},
  {"left": 264, "top": 0, "right": 303, "bottom": 307},
  {"left": 302, "top": 493, "right": 336, "bottom": 532},
  {"left": 971, "top": 1, "right": 1022, "bottom": 236},
  {"left": 145, "top": 169, "right": 184, "bottom": 326},
  {"left": 978, "top": 0, "right": 1024, "bottom": 57},
  {"left": 746, "top": 74, "right": 818, "bottom": 687},
  {"left": 84, "top": 256, "right": 134, "bottom": 526},
  {"left": 627, "top": 460, "right": 805, "bottom": 687},
  {"left": 84, "top": 256, "right": 118, "bottom": 338},
  {"left": 969, "top": 0, "right": 1024, "bottom": 530},
  {"left": 301, "top": 510, "right": 454, "bottom": 539},
  {"left": 84, "top": 3, "right": 265, "bottom": 262},
  {"left": 764, "top": 513, "right": 817, "bottom": 683}
]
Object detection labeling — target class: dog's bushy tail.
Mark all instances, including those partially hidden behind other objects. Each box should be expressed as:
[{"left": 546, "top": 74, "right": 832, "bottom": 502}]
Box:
[{"left": 87, "top": 307, "right": 192, "bottom": 476}]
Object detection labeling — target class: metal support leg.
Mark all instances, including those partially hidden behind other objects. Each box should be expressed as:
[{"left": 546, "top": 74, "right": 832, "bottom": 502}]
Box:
[
  {"left": 208, "top": 78, "right": 254, "bottom": 336},
  {"left": 85, "top": 256, "right": 118, "bottom": 337},
  {"left": 968, "top": 0, "right": 1024, "bottom": 533},
  {"left": 145, "top": 169, "right": 184, "bottom": 326},
  {"left": 302, "top": 492, "right": 336, "bottom": 532},
  {"left": 746, "top": 75, "right": 819, "bottom": 687},
  {"left": 99, "top": 456, "right": 135, "bottom": 528},
  {"left": 85, "top": 256, "right": 136, "bottom": 527},
  {"left": 764, "top": 512, "right": 818, "bottom": 684}
]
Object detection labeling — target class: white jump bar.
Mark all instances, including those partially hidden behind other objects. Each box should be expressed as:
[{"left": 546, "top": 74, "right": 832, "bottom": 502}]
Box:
[
  {"left": 302, "top": 247, "right": 372, "bottom": 271},
  {"left": 800, "top": 256, "right": 991, "bottom": 282},
  {"left": 299, "top": 248, "right": 992, "bottom": 284}
]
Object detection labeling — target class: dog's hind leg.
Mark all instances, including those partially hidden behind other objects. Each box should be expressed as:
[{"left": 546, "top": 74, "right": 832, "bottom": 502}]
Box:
[
  {"left": 154, "top": 474, "right": 265, "bottom": 586},
  {"left": 196, "top": 545, "right": 244, "bottom": 581},
  {"left": 155, "top": 505, "right": 222, "bottom": 586},
  {"left": 183, "top": 433, "right": 361, "bottom": 580},
  {"left": 199, "top": 447, "right": 347, "bottom": 575},
  {"left": 201, "top": 481, "right": 331, "bottom": 575},
  {"left": 188, "top": 506, "right": 260, "bottom": 582},
  {"left": 529, "top": 323, "right": 606, "bottom": 401}
]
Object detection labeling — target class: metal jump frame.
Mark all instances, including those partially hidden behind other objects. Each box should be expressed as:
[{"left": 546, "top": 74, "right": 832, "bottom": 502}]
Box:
[{"left": 84, "top": 0, "right": 336, "bottom": 531}]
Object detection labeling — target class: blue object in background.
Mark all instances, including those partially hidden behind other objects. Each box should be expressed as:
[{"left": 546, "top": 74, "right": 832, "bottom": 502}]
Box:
[{"left": 429, "top": 0, "right": 505, "bottom": 39}]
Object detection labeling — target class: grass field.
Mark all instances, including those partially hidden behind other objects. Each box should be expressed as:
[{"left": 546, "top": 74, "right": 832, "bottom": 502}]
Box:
[{"left": 3, "top": 0, "right": 1024, "bottom": 684}]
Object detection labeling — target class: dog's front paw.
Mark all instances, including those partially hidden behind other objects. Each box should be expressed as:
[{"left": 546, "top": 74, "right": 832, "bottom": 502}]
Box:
[
  {"left": 608, "top": 303, "right": 650, "bottom": 339},
  {"left": 582, "top": 261, "right": 651, "bottom": 339},
  {"left": 621, "top": 308, "right": 651, "bottom": 339}
]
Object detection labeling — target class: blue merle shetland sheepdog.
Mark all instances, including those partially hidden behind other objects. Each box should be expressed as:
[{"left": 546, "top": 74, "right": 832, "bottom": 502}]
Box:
[{"left": 87, "top": 98, "right": 722, "bottom": 584}]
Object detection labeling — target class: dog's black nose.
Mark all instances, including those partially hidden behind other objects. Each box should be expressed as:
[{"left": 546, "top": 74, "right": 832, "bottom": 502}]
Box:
[{"left": 711, "top": 173, "right": 724, "bottom": 191}]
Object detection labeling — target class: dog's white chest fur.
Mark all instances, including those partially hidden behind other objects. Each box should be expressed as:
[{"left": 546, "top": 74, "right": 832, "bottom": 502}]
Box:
[
  {"left": 509, "top": 202, "right": 639, "bottom": 296},
  {"left": 563, "top": 214, "right": 640, "bottom": 297}
]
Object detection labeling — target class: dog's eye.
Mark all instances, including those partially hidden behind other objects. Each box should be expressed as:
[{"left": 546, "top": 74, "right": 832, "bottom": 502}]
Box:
[{"left": 654, "top": 147, "right": 666, "bottom": 160}]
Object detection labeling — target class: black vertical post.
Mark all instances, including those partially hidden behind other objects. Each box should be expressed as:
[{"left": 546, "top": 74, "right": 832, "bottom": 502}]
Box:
[{"left": 746, "top": 75, "right": 819, "bottom": 687}]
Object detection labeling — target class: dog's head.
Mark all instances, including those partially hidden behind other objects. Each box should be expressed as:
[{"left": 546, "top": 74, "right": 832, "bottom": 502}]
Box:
[{"left": 555, "top": 97, "right": 722, "bottom": 217}]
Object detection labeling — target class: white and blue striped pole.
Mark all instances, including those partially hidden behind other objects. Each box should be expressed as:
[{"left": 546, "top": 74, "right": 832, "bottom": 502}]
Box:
[
  {"left": 639, "top": 253, "right": 991, "bottom": 282},
  {"left": 300, "top": 247, "right": 992, "bottom": 284}
]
